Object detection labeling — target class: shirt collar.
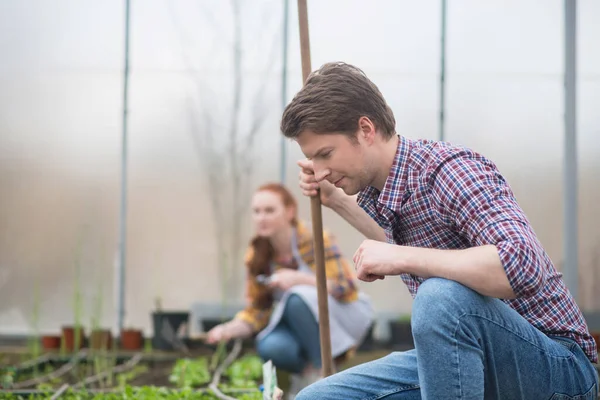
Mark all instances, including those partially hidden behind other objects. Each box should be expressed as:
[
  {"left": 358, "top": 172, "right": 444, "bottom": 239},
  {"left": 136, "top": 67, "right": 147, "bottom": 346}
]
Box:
[{"left": 357, "top": 135, "right": 412, "bottom": 211}]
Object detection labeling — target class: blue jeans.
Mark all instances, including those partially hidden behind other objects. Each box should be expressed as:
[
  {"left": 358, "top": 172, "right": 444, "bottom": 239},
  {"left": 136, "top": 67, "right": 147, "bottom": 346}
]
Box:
[
  {"left": 257, "top": 294, "right": 321, "bottom": 374},
  {"left": 298, "top": 278, "right": 599, "bottom": 399}
]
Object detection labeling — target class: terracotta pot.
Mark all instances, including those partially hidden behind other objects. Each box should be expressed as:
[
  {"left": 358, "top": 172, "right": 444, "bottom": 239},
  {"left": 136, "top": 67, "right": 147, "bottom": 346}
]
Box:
[
  {"left": 62, "top": 326, "right": 85, "bottom": 351},
  {"left": 90, "top": 329, "right": 113, "bottom": 350},
  {"left": 41, "top": 335, "right": 61, "bottom": 350},
  {"left": 121, "top": 329, "right": 143, "bottom": 350}
]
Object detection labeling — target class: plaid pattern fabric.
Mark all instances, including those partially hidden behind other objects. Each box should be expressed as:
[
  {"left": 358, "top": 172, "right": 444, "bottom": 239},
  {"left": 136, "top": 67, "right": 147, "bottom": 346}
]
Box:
[
  {"left": 236, "top": 221, "right": 358, "bottom": 332},
  {"left": 358, "top": 136, "right": 597, "bottom": 363}
]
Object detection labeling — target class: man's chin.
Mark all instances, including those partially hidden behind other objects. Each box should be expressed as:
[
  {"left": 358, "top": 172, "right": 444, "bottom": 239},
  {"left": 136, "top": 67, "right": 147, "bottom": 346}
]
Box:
[{"left": 341, "top": 185, "right": 360, "bottom": 196}]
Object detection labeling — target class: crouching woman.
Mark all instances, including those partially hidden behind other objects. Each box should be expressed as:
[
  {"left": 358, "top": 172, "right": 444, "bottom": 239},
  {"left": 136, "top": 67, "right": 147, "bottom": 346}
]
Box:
[{"left": 206, "top": 183, "right": 373, "bottom": 394}]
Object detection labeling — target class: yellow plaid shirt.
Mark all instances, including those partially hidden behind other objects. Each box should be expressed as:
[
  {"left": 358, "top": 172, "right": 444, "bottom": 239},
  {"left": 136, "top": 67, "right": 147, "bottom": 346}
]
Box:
[{"left": 236, "top": 221, "right": 359, "bottom": 332}]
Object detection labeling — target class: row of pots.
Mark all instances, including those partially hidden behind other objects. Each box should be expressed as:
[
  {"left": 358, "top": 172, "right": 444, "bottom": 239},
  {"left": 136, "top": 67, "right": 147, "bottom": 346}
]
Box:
[{"left": 41, "top": 326, "right": 144, "bottom": 351}]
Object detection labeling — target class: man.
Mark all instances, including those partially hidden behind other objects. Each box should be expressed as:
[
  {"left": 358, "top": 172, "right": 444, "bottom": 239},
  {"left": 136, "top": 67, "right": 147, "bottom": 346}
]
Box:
[{"left": 280, "top": 62, "right": 598, "bottom": 399}]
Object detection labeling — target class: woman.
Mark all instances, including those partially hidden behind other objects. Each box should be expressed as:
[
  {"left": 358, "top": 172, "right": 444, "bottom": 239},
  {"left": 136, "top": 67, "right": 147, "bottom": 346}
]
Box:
[{"left": 206, "top": 183, "right": 373, "bottom": 395}]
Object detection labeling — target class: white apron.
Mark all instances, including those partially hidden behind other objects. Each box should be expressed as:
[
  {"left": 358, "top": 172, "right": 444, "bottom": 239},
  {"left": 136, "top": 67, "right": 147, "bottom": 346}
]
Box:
[{"left": 256, "top": 229, "right": 374, "bottom": 358}]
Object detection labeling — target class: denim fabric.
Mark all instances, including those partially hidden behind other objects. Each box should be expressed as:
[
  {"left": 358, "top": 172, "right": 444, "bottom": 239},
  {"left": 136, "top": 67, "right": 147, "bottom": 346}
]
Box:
[
  {"left": 297, "top": 278, "right": 599, "bottom": 399},
  {"left": 257, "top": 294, "right": 321, "bottom": 374}
]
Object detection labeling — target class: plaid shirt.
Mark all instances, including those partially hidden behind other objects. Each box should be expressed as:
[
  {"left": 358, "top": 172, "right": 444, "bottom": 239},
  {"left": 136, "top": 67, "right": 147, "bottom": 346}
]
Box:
[
  {"left": 358, "top": 136, "right": 597, "bottom": 363},
  {"left": 236, "top": 221, "right": 359, "bottom": 332}
]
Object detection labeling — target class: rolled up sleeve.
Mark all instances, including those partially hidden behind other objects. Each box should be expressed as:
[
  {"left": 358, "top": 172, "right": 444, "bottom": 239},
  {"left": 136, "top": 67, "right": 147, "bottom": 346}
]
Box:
[{"left": 430, "top": 152, "right": 548, "bottom": 298}]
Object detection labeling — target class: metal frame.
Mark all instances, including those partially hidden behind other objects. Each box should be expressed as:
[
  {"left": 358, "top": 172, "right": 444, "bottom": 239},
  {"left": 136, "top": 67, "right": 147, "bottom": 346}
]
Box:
[
  {"left": 563, "top": 0, "right": 578, "bottom": 301},
  {"left": 113, "top": 0, "right": 582, "bottom": 337}
]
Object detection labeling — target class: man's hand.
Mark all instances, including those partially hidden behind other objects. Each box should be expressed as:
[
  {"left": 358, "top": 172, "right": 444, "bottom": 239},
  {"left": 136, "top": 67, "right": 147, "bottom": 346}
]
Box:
[
  {"left": 353, "top": 240, "right": 406, "bottom": 282},
  {"left": 297, "top": 159, "right": 343, "bottom": 208},
  {"left": 297, "top": 158, "right": 388, "bottom": 242},
  {"left": 268, "top": 269, "right": 306, "bottom": 292}
]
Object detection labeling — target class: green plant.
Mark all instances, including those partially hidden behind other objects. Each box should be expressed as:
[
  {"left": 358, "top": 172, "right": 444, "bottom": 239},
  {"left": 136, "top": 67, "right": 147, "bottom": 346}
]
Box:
[
  {"left": 222, "top": 355, "right": 262, "bottom": 388},
  {"left": 1, "top": 366, "right": 15, "bottom": 389},
  {"left": 105, "top": 351, "right": 118, "bottom": 387},
  {"left": 60, "top": 331, "right": 66, "bottom": 356},
  {"left": 73, "top": 252, "right": 84, "bottom": 352},
  {"left": 209, "top": 340, "right": 227, "bottom": 372},
  {"left": 397, "top": 314, "right": 411, "bottom": 323},
  {"left": 0, "top": 385, "right": 264, "bottom": 399},
  {"left": 169, "top": 357, "right": 211, "bottom": 388},
  {"left": 35, "top": 382, "right": 54, "bottom": 392},
  {"left": 144, "top": 337, "right": 153, "bottom": 353},
  {"left": 90, "top": 284, "right": 103, "bottom": 334},
  {"left": 89, "top": 282, "right": 111, "bottom": 386},
  {"left": 237, "top": 393, "right": 263, "bottom": 400},
  {"left": 116, "top": 364, "right": 148, "bottom": 389},
  {"left": 27, "top": 279, "right": 42, "bottom": 376}
]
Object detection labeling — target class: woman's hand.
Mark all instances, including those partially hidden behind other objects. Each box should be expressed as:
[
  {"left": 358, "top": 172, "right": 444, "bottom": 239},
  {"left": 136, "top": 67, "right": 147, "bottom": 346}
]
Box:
[
  {"left": 206, "top": 323, "right": 231, "bottom": 345},
  {"left": 205, "top": 319, "right": 253, "bottom": 344},
  {"left": 268, "top": 269, "right": 309, "bottom": 292}
]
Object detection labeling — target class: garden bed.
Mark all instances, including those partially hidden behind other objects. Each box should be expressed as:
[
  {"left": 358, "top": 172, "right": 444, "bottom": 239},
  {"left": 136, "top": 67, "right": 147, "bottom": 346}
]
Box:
[{"left": 0, "top": 340, "right": 266, "bottom": 399}]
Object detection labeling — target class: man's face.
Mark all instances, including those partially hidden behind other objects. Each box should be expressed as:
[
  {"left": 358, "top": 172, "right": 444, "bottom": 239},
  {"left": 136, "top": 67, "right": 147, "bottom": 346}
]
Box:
[{"left": 296, "top": 129, "right": 375, "bottom": 196}]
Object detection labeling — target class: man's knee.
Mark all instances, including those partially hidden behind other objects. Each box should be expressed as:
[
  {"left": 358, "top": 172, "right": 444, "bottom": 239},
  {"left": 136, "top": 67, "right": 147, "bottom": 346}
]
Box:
[
  {"left": 295, "top": 380, "right": 328, "bottom": 400},
  {"left": 411, "top": 278, "right": 480, "bottom": 336}
]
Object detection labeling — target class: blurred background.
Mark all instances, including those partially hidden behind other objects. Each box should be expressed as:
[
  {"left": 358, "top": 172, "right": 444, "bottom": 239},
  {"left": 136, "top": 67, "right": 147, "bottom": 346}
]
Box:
[{"left": 0, "top": 0, "right": 598, "bottom": 344}]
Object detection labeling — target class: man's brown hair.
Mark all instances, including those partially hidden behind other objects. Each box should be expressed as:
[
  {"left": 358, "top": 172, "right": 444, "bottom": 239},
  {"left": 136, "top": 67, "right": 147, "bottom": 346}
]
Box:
[{"left": 280, "top": 62, "right": 396, "bottom": 140}]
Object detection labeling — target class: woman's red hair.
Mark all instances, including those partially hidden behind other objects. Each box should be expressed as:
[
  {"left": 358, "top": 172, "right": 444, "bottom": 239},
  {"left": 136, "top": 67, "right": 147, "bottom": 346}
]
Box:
[{"left": 247, "top": 183, "right": 298, "bottom": 307}]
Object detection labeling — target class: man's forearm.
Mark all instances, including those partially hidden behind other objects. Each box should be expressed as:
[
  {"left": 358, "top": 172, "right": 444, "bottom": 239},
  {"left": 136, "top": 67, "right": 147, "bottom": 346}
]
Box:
[
  {"left": 404, "top": 244, "right": 517, "bottom": 299},
  {"left": 329, "top": 194, "right": 387, "bottom": 242}
]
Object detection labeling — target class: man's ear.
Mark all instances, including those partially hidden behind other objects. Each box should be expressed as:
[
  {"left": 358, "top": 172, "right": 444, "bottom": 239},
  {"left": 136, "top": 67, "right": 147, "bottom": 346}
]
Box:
[{"left": 358, "top": 116, "right": 377, "bottom": 144}]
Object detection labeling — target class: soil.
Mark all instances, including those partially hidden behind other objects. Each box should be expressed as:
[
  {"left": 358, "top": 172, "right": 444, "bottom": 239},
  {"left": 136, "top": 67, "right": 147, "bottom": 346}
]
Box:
[
  {"left": 0, "top": 352, "right": 34, "bottom": 368},
  {"left": 127, "top": 360, "right": 174, "bottom": 387}
]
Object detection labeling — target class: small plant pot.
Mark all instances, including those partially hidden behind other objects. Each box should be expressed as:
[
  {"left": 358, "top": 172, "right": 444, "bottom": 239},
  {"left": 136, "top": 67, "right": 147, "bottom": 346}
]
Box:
[
  {"left": 358, "top": 322, "right": 376, "bottom": 351},
  {"left": 61, "top": 326, "right": 85, "bottom": 351},
  {"left": 41, "top": 335, "right": 61, "bottom": 350},
  {"left": 201, "top": 317, "right": 224, "bottom": 333},
  {"left": 90, "top": 329, "right": 113, "bottom": 350},
  {"left": 152, "top": 311, "right": 190, "bottom": 350},
  {"left": 121, "top": 329, "right": 143, "bottom": 350}
]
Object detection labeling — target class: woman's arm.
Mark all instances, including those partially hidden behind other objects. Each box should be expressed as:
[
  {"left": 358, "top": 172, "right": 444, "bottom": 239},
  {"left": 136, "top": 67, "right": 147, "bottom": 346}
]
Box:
[{"left": 206, "top": 247, "right": 273, "bottom": 344}]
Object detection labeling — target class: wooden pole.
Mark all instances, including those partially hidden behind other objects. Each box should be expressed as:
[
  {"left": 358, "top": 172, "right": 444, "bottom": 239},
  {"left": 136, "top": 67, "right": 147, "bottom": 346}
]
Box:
[{"left": 296, "top": 0, "right": 334, "bottom": 377}]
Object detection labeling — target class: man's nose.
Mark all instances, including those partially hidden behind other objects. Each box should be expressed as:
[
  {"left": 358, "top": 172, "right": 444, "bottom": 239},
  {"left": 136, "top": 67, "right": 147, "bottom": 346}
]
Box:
[{"left": 313, "top": 165, "right": 331, "bottom": 182}]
